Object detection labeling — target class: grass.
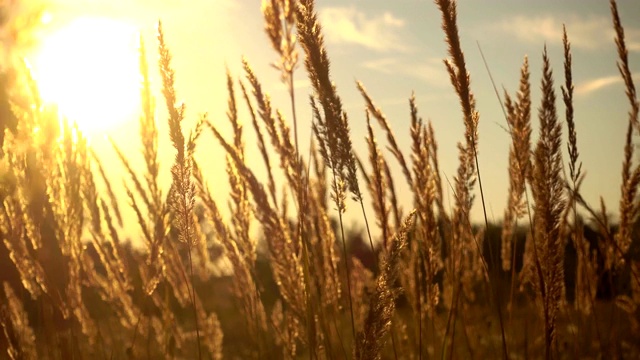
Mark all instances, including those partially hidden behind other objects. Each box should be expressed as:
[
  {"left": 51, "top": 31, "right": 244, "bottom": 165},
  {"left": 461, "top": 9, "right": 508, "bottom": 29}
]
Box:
[{"left": 0, "top": 0, "right": 639, "bottom": 359}]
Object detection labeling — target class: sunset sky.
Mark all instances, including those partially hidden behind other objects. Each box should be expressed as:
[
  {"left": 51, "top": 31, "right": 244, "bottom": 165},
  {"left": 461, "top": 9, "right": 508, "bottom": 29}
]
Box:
[{"left": 24, "top": 0, "right": 640, "bottom": 237}]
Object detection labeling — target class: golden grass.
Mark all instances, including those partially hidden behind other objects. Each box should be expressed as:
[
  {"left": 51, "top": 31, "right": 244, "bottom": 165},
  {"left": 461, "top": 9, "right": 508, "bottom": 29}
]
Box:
[{"left": 0, "top": 0, "right": 639, "bottom": 359}]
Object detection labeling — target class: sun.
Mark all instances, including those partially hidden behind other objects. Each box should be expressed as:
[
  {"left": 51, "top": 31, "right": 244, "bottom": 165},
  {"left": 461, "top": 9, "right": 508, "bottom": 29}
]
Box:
[{"left": 30, "top": 16, "right": 141, "bottom": 136}]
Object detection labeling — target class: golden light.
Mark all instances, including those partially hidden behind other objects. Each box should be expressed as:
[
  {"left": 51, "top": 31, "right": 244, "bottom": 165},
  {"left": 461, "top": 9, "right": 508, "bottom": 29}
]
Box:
[{"left": 30, "top": 16, "right": 140, "bottom": 136}]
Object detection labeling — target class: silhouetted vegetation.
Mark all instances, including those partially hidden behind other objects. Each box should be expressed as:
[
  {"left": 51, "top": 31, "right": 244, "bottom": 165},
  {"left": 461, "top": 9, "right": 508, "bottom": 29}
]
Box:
[{"left": 1, "top": 0, "right": 639, "bottom": 359}]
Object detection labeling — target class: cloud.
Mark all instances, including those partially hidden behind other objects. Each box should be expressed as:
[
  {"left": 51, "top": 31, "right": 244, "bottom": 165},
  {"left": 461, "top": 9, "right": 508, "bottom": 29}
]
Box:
[
  {"left": 319, "top": 6, "right": 410, "bottom": 52},
  {"left": 627, "top": 28, "right": 640, "bottom": 52},
  {"left": 491, "top": 15, "right": 640, "bottom": 51},
  {"left": 362, "top": 57, "right": 450, "bottom": 87},
  {"left": 576, "top": 73, "right": 640, "bottom": 96},
  {"left": 575, "top": 75, "right": 620, "bottom": 95}
]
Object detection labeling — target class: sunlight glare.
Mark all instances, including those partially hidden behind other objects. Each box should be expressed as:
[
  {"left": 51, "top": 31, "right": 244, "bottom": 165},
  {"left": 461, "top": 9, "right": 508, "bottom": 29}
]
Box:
[{"left": 31, "top": 17, "right": 140, "bottom": 136}]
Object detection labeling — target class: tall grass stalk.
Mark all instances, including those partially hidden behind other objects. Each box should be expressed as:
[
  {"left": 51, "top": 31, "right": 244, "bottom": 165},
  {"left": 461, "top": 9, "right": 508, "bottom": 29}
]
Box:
[
  {"left": 296, "top": 0, "right": 361, "bottom": 342},
  {"left": 434, "top": 0, "right": 508, "bottom": 357},
  {"left": 157, "top": 21, "right": 202, "bottom": 359}
]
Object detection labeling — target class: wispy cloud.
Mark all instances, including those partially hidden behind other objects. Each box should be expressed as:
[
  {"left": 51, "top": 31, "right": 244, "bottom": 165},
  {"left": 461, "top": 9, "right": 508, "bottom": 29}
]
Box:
[
  {"left": 627, "top": 28, "right": 640, "bottom": 52},
  {"left": 362, "top": 57, "right": 449, "bottom": 87},
  {"left": 491, "top": 15, "right": 640, "bottom": 51},
  {"left": 319, "top": 6, "right": 410, "bottom": 52},
  {"left": 576, "top": 73, "right": 640, "bottom": 96}
]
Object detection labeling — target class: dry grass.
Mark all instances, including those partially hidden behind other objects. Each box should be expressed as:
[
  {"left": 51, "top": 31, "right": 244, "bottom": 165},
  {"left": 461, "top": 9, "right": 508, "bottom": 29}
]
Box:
[{"left": 0, "top": 0, "right": 639, "bottom": 359}]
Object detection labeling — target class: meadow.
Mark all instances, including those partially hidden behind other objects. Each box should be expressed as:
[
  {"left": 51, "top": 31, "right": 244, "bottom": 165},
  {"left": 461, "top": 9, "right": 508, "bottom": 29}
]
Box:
[{"left": 0, "top": 0, "right": 639, "bottom": 359}]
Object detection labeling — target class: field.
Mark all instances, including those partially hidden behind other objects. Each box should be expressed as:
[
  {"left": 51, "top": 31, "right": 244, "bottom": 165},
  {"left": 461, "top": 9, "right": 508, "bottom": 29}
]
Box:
[{"left": 0, "top": 0, "right": 639, "bottom": 359}]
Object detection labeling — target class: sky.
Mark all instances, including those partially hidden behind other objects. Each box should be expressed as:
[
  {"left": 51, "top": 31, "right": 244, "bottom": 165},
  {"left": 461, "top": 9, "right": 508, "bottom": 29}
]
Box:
[{"left": 19, "top": 0, "right": 640, "bottom": 238}]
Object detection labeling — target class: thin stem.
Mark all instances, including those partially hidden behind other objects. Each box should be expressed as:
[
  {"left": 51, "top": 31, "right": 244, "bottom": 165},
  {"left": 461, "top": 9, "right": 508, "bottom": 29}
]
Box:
[
  {"left": 333, "top": 170, "right": 356, "bottom": 343},
  {"left": 285, "top": 32, "right": 317, "bottom": 357},
  {"left": 358, "top": 200, "right": 376, "bottom": 264},
  {"left": 475, "top": 41, "right": 515, "bottom": 360},
  {"left": 187, "top": 247, "right": 203, "bottom": 360},
  {"left": 288, "top": 64, "right": 299, "bottom": 156},
  {"left": 358, "top": 190, "right": 400, "bottom": 360},
  {"left": 417, "top": 251, "right": 423, "bottom": 360},
  {"left": 473, "top": 149, "right": 509, "bottom": 359}
]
